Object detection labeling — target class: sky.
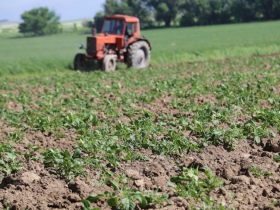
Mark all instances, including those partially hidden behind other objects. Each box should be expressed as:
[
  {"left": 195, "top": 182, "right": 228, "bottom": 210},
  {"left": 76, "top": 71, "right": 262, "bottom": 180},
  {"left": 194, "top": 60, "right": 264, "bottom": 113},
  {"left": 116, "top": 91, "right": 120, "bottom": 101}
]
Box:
[{"left": 0, "top": 0, "right": 105, "bottom": 22}]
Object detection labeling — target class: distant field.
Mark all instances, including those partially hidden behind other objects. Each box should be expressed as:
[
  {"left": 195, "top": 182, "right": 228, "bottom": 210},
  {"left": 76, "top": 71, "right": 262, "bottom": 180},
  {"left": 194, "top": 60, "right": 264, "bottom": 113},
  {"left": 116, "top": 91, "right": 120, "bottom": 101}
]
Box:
[{"left": 0, "top": 20, "right": 279, "bottom": 76}]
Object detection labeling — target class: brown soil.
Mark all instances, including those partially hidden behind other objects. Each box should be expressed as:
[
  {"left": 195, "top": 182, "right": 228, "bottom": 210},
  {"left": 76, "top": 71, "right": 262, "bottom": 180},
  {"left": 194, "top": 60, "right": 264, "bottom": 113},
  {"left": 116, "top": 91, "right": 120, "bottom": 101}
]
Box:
[{"left": 1, "top": 139, "right": 280, "bottom": 210}]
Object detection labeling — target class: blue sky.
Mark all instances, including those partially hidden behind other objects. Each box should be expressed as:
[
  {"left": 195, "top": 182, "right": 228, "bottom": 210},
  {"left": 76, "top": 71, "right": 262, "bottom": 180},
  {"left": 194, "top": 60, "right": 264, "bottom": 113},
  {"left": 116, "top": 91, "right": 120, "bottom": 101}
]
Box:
[{"left": 0, "top": 0, "right": 105, "bottom": 21}]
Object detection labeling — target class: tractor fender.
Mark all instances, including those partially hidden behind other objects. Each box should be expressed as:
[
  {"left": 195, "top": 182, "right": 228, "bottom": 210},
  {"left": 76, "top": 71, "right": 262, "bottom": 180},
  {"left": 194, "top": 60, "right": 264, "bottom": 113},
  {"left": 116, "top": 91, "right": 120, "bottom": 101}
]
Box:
[{"left": 125, "top": 37, "right": 152, "bottom": 51}]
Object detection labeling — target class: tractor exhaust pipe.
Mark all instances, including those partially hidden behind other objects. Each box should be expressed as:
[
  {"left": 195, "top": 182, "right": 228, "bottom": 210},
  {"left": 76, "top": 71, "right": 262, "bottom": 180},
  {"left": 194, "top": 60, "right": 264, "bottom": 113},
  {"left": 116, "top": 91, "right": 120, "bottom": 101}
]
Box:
[{"left": 92, "top": 17, "right": 97, "bottom": 36}]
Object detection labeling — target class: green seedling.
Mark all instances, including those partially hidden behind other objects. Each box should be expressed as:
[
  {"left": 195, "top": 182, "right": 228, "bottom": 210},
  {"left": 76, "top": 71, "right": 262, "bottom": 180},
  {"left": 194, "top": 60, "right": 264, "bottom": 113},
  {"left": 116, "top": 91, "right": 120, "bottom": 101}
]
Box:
[
  {"left": 271, "top": 199, "right": 277, "bottom": 207},
  {"left": 0, "top": 143, "right": 23, "bottom": 178},
  {"left": 87, "top": 166, "right": 171, "bottom": 210},
  {"left": 170, "top": 167, "right": 224, "bottom": 200},
  {"left": 249, "top": 165, "right": 272, "bottom": 178},
  {"left": 42, "top": 148, "right": 86, "bottom": 181},
  {"left": 273, "top": 155, "right": 280, "bottom": 163},
  {"left": 24, "top": 143, "right": 41, "bottom": 162},
  {"left": 82, "top": 199, "right": 100, "bottom": 210},
  {"left": 5, "top": 130, "right": 26, "bottom": 143}
]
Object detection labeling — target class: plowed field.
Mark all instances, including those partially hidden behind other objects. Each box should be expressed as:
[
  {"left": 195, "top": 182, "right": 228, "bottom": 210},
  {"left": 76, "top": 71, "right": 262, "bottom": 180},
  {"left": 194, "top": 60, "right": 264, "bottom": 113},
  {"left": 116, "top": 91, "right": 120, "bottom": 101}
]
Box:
[{"left": 1, "top": 54, "right": 280, "bottom": 210}]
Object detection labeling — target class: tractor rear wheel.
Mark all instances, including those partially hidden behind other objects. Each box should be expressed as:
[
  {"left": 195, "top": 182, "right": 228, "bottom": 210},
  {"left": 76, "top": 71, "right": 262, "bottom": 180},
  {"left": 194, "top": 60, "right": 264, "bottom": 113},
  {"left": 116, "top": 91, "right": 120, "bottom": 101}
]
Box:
[
  {"left": 127, "top": 41, "right": 150, "bottom": 69},
  {"left": 74, "top": 53, "right": 86, "bottom": 71},
  {"left": 102, "top": 55, "right": 117, "bottom": 72}
]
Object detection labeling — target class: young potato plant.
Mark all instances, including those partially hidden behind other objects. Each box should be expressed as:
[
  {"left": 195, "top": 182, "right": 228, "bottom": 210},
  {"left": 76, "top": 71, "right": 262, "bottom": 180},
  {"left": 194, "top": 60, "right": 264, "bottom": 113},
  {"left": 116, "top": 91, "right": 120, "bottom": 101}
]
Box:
[
  {"left": 169, "top": 167, "right": 224, "bottom": 204},
  {"left": 249, "top": 165, "right": 272, "bottom": 178},
  {"left": 23, "top": 143, "right": 41, "bottom": 162},
  {"left": 41, "top": 148, "right": 86, "bottom": 181},
  {"left": 5, "top": 129, "right": 26, "bottom": 143},
  {"left": 243, "top": 120, "right": 274, "bottom": 144},
  {"left": 0, "top": 142, "right": 23, "bottom": 178},
  {"left": 83, "top": 166, "right": 171, "bottom": 210}
]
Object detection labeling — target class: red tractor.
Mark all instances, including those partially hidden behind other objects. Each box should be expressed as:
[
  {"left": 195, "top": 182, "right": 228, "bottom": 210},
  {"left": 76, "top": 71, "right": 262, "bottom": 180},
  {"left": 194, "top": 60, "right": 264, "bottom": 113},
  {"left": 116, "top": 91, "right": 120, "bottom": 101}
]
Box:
[{"left": 74, "top": 14, "right": 152, "bottom": 72}]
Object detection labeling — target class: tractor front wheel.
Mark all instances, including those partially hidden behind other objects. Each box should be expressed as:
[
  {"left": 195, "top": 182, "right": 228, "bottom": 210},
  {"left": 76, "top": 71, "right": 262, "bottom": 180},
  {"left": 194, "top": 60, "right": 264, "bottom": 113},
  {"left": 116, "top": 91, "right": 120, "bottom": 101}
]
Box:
[
  {"left": 127, "top": 41, "right": 150, "bottom": 69},
  {"left": 102, "top": 55, "right": 117, "bottom": 72},
  {"left": 74, "top": 53, "right": 86, "bottom": 71}
]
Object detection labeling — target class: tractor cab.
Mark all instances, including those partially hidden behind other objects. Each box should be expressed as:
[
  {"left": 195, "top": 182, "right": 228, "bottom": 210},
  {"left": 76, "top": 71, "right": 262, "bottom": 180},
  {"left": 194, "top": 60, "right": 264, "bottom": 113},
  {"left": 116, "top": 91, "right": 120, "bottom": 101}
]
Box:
[{"left": 99, "top": 16, "right": 140, "bottom": 38}]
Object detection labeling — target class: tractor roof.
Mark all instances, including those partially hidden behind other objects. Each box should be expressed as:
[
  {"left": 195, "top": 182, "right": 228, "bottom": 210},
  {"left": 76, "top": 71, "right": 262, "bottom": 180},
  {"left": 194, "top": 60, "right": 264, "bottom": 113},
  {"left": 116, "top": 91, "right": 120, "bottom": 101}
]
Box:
[{"left": 105, "top": 14, "right": 139, "bottom": 22}]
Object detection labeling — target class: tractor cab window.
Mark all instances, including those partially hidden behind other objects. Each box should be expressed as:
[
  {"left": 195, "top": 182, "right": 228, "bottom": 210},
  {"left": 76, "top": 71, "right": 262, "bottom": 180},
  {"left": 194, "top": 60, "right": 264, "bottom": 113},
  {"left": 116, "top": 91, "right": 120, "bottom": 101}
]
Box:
[
  {"left": 126, "top": 23, "right": 137, "bottom": 37},
  {"left": 102, "top": 19, "right": 125, "bottom": 35}
]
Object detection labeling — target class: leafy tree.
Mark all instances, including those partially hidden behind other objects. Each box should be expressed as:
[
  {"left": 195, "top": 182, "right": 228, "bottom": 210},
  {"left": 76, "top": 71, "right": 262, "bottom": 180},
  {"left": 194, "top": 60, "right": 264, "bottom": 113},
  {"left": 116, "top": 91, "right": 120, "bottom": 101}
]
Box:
[
  {"left": 180, "top": 0, "right": 280, "bottom": 27},
  {"left": 230, "top": 0, "right": 256, "bottom": 23},
  {"left": 143, "top": 0, "right": 183, "bottom": 27},
  {"left": 94, "top": 11, "right": 106, "bottom": 33},
  {"left": 180, "top": 0, "right": 232, "bottom": 26},
  {"left": 99, "top": 0, "right": 280, "bottom": 28},
  {"left": 19, "top": 7, "right": 60, "bottom": 36},
  {"left": 255, "top": 0, "right": 280, "bottom": 20}
]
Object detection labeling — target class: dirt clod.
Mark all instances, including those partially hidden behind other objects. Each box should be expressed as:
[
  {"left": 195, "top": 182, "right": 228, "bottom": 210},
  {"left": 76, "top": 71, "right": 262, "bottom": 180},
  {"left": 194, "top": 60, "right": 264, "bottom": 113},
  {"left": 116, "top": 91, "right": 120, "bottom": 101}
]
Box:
[
  {"left": 67, "top": 194, "right": 81, "bottom": 202},
  {"left": 68, "top": 178, "right": 92, "bottom": 198},
  {"left": 231, "top": 175, "right": 250, "bottom": 185},
  {"left": 169, "top": 197, "right": 190, "bottom": 209},
  {"left": 263, "top": 139, "right": 280, "bottom": 152}
]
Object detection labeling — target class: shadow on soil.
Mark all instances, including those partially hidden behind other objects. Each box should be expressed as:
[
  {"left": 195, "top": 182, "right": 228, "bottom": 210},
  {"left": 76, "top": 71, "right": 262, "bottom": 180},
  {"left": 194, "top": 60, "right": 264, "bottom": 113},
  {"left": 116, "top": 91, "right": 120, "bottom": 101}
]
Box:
[
  {"left": 67, "top": 60, "right": 101, "bottom": 72},
  {"left": 67, "top": 60, "right": 127, "bottom": 73}
]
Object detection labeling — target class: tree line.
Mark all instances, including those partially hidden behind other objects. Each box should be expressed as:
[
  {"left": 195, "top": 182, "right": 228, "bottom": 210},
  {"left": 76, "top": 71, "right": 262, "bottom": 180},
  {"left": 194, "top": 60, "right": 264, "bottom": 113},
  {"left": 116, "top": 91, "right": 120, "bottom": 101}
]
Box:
[
  {"left": 94, "top": 0, "right": 280, "bottom": 30},
  {"left": 18, "top": 0, "right": 280, "bottom": 36}
]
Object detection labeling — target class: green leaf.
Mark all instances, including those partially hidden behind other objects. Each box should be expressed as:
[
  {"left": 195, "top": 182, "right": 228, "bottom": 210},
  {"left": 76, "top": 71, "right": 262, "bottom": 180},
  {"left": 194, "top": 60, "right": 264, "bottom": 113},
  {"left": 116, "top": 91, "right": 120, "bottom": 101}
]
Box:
[
  {"left": 5, "top": 168, "right": 12, "bottom": 175},
  {"left": 145, "top": 195, "right": 152, "bottom": 204},
  {"left": 87, "top": 194, "right": 104, "bottom": 203},
  {"left": 94, "top": 181, "right": 104, "bottom": 188},
  {"left": 82, "top": 199, "right": 91, "bottom": 208},
  {"left": 254, "top": 136, "right": 260, "bottom": 144},
  {"left": 64, "top": 150, "right": 71, "bottom": 158},
  {"left": 54, "top": 158, "right": 63, "bottom": 164},
  {"left": 273, "top": 155, "right": 280, "bottom": 163},
  {"left": 188, "top": 168, "right": 198, "bottom": 180},
  {"left": 110, "top": 180, "right": 119, "bottom": 191},
  {"left": 104, "top": 191, "right": 110, "bottom": 197},
  {"left": 269, "top": 131, "right": 276, "bottom": 138},
  {"left": 162, "top": 194, "right": 169, "bottom": 200},
  {"left": 135, "top": 194, "right": 148, "bottom": 208},
  {"left": 72, "top": 148, "right": 82, "bottom": 159},
  {"left": 203, "top": 167, "right": 212, "bottom": 180},
  {"left": 170, "top": 176, "right": 186, "bottom": 183},
  {"left": 268, "top": 98, "right": 274, "bottom": 103},
  {"left": 5, "top": 152, "right": 16, "bottom": 160},
  {"left": 43, "top": 161, "right": 54, "bottom": 168},
  {"left": 263, "top": 171, "right": 272, "bottom": 176},
  {"left": 271, "top": 199, "right": 277, "bottom": 206},
  {"left": 122, "top": 197, "right": 135, "bottom": 210},
  {"left": 107, "top": 196, "right": 118, "bottom": 207},
  {"left": 102, "top": 165, "right": 112, "bottom": 176},
  {"left": 167, "top": 181, "right": 175, "bottom": 188}
]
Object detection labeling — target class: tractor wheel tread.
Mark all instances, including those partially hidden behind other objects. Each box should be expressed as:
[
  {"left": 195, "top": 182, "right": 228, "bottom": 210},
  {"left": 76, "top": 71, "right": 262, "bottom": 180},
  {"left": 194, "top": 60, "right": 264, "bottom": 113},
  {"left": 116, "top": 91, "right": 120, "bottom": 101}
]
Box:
[
  {"left": 127, "top": 41, "right": 150, "bottom": 69},
  {"left": 74, "top": 53, "right": 86, "bottom": 71}
]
